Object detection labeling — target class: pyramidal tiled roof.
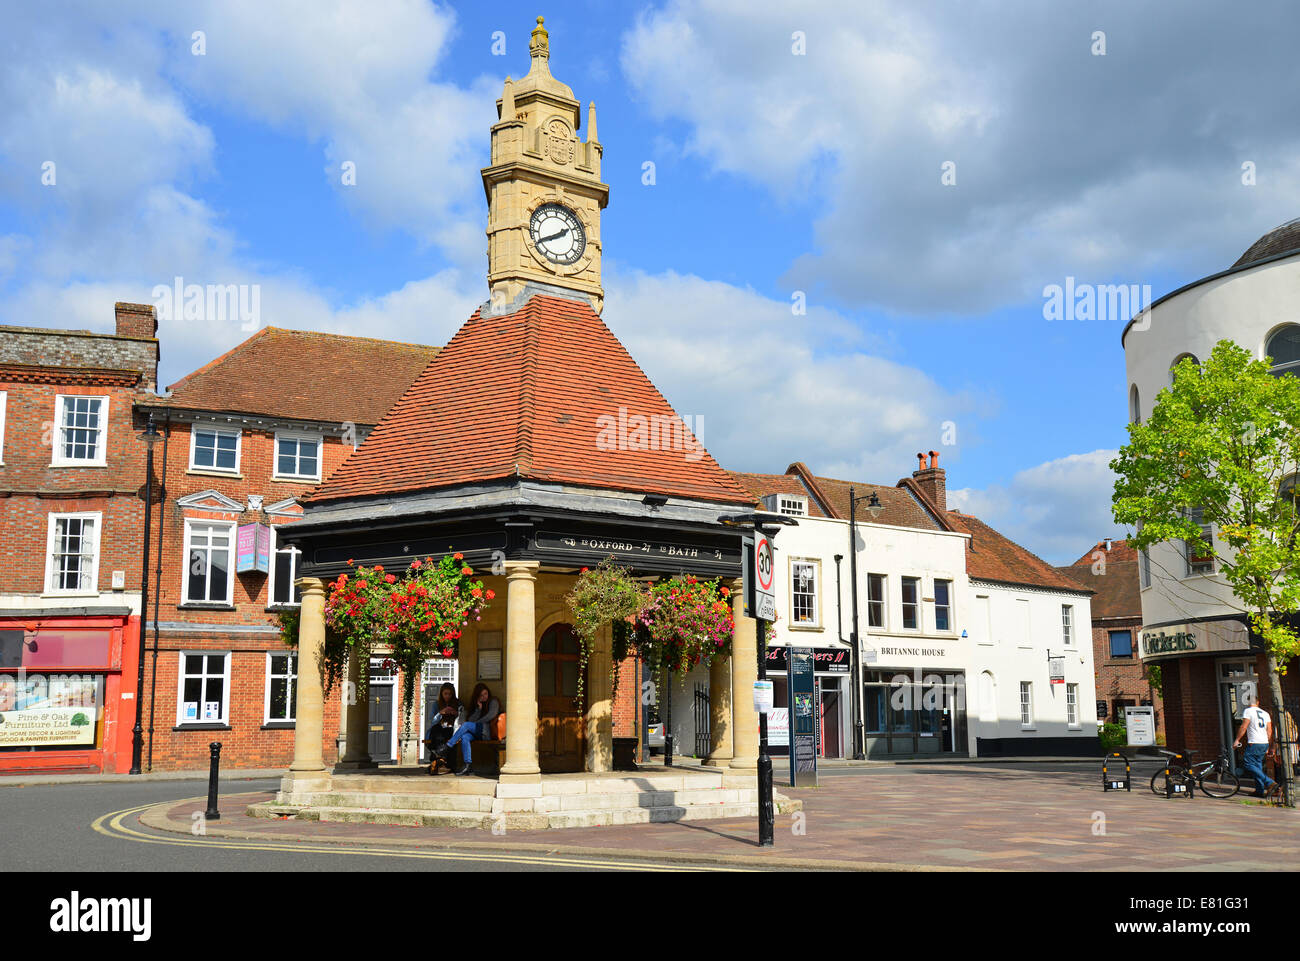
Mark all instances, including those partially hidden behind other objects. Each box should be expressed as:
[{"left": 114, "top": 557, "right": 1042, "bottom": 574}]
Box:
[{"left": 309, "top": 294, "right": 754, "bottom": 505}]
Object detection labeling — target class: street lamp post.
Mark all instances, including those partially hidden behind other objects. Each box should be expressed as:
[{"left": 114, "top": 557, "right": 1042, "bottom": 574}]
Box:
[
  {"left": 129, "top": 415, "right": 160, "bottom": 775},
  {"left": 719, "top": 510, "right": 798, "bottom": 848},
  {"left": 847, "top": 487, "right": 883, "bottom": 761}
]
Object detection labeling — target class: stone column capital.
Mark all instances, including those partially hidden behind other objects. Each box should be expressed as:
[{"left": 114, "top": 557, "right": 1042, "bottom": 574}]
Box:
[
  {"left": 504, "top": 560, "right": 541, "bottom": 581},
  {"left": 295, "top": 576, "right": 327, "bottom": 597}
]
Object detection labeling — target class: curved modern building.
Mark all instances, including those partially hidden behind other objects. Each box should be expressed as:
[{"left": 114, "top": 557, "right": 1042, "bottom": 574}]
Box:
[{"left": 1121, "top": 218, "right": 1300, "bottom": 757}]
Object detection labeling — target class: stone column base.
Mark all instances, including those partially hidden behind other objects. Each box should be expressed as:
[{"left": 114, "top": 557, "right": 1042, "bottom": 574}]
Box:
[
  {"left": 498, "top": 771, "right": 542, "bottom": 784},
  {"left": 333, "top": 758, "right": 379, "bottom": 772},
  {"left": 700, "top": 756, "right": 734, "bottom": 767}
]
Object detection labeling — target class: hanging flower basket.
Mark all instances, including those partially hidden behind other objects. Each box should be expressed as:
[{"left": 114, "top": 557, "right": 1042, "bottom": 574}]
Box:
[
  {"left": 277, "top": 551, "right": 495, "bottom": 737},
  {"left": 566, "top": 560, "right": 733, "bottom": 704}
]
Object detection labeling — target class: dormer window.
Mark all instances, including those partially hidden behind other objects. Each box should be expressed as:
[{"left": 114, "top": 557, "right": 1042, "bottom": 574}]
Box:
[
  {"left": 779, "top": 495, "right": 807, "bottom": 516},
  {"left": 764, "top": 493, "right": 807, "bottom": 516}
]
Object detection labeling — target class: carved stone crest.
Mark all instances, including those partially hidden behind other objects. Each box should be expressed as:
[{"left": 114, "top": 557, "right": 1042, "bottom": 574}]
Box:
[{"left": 546, "top": 119, "right": 575, "bottom": 165}]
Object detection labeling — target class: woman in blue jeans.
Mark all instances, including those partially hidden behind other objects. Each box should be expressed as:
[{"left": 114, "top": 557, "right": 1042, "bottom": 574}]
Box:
[{"left": 439, "top": 683, "right": 500, "bottom": 776}]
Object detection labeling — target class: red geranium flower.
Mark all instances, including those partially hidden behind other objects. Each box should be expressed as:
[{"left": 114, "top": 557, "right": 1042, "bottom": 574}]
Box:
[{"left": 461, "top": 566, "right": 472, "bottom": 575}]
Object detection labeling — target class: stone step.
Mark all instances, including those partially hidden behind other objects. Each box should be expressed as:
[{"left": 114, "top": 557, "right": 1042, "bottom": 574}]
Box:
[
  {"left": 327, "top": 775, "right": 497, "bottom": 796},
  {"left": 310, "top": 806, "right": 489, "bottom": 830},
  {"left": 312, "top": 791, "right": 496, "bottom": 813},
  {"left": 547, "top": 788, "right": 754, "bottom": 811},
  {"left": 545, "top": 801, "right": 760, "bottom": 829}
]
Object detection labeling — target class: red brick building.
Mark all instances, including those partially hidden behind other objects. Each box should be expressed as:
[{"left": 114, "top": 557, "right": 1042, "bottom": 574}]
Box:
[
  {"left": 1058, "top": 539, "right": 1163, "bottom": 737},
  {"left": 0, "top": 304, "right": 159, "bottom": 773},
  {"left": 134, "top": 326, "right": 438, "bottom": 771}
]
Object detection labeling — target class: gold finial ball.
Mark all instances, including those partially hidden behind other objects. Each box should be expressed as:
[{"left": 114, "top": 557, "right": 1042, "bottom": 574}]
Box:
[{"left": 537, "top": 16, "right": 544, "bottom": 25}]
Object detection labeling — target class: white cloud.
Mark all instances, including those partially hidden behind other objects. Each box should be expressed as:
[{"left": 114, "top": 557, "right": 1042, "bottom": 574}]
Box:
[
  {"left": 949, "top": 449, "right": 1119, "bottom": 565},
  {"left": 0, "top": 0, "right": 498, "bottom": 379},
  {"left": 603, "top": 269, "right": 975, "bottom": 479},
  {"left": 622, "top": 0, "right": 1300, "bottom": 314}
]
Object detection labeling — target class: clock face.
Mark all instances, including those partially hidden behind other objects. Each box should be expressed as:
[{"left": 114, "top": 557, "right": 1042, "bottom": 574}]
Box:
[{"left": 529, "top": 203, "right": 586, "bottom": 266}]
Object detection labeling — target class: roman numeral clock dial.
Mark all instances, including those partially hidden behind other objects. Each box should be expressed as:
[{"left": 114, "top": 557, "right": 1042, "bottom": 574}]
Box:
[{"left": 530, "top": 202, "right": 586, "bottom": 266}]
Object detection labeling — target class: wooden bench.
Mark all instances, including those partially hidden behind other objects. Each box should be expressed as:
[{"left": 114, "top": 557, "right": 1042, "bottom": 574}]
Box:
[{"left": 470, "top": 712, "right": 506, "bottom": 776}]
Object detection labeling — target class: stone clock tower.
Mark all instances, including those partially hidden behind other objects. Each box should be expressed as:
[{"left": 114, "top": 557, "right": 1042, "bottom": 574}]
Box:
[{"left": 482, "top": 16, "right": 608, "bottom": 312}]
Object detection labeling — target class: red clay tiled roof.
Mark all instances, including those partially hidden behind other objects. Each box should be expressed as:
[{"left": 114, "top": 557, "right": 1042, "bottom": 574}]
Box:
[
  {"left": 1058, "top": 539, "right": 1140, "bottom": 619},
  {"left": 165, "top": 327, "right": 438, "bottom": 425},
  {"left": 946, "top": 511, "right": 1089, "bottom": 593},
  {"left": 1066, "top": 538, "right": 1137, "bottom": 567},
  {"left": 728, "top": 471, "right": 829, "bottom": 518},
  {"left": 310, "top": 295, "right": 755, "bottom": 505},
  {"left": 787, "top": 463, "right": 946, "bottom": 531}
]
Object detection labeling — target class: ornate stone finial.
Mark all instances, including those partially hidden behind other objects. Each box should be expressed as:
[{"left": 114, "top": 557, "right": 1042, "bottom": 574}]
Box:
[
  {"left": 530, "top": 15, "right": 549, "bottom": 62},
  {"left": 587, "top": 101, "right": 598, "bottom": 142}
]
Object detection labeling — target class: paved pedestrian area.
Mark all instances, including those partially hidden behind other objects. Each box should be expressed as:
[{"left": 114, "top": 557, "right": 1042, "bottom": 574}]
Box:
[{"left": 140, "top": 762, "right": 1299, "bottom": 871}]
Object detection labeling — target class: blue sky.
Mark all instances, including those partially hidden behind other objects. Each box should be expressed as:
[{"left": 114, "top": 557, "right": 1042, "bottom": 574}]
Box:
[{"left": 3, "top": 1, "right": 1299, "bottom": 564}]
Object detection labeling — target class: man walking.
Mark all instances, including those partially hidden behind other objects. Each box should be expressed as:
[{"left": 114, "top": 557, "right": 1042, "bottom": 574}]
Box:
[{"left": 1233, "top": 696, "right": 1278, "bottom": 798}]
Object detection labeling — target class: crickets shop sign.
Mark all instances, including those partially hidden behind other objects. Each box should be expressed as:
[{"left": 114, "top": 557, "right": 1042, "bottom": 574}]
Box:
[{"left": 1139, "top": 619, "right": 1251, "bottom": 662}]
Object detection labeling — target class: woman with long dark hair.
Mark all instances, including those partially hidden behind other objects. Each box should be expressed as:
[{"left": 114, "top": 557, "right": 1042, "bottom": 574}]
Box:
[
  {"left": 424, "top": 682, "right": 463, "bottom": 775},
  {"left": 438, "top": 682, "right": 500, "bottom": 776}
]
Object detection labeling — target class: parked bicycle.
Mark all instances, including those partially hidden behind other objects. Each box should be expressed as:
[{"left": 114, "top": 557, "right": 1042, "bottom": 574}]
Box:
[{"left": 1149, "top": 748, "right": 1240, "bottom": 799}]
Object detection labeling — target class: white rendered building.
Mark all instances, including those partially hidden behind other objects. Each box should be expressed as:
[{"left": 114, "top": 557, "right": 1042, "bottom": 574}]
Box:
[
  {"left": 1121, "top": 218, "right": 1300, "bottom": 757},
  {"left": 663, "top": 455, "right": 1097, "bottom": 758}
]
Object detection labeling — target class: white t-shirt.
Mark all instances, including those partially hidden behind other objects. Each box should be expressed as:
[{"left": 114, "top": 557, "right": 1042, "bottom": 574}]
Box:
[{"left": 1242, "top": 705, "right": 1270, "bottom": 745}]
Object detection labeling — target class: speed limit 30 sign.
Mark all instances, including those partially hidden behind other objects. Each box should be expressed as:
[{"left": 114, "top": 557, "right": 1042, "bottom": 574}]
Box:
[{"left": 754, "top": 532, "right": 776, "bottom": 621}]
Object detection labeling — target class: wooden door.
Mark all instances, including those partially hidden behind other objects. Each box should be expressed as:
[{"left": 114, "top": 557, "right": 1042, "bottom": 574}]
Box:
[
  {"left": 368, "top": 683, "right": 393, "bottom": 762},
  {"left": 537, "top": 624, "right": 585, "bottom": 773}
]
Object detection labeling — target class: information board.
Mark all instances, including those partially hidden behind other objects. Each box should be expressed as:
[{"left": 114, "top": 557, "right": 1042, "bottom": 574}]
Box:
[
  {"left": 1124, "top": 705, "right": 1156, "bottom": 747},
  {"left": 787, "top": 647, "right": 817, "bottom": 787}
]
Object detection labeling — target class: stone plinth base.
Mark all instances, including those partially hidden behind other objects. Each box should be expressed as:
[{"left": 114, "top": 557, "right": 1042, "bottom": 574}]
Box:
[{"left": 249, "top": 765, "right": 801, "bottom": 831}]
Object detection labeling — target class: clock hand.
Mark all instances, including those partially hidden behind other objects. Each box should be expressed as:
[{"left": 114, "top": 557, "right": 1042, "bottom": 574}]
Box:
[{"left": 538, "top": 228, "right": 569, "bottom": 244}]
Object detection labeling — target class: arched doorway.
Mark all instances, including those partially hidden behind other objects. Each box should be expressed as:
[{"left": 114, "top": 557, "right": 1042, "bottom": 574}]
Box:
[{"left": 538, "top": 623, "right": 586, "bottom": 772}]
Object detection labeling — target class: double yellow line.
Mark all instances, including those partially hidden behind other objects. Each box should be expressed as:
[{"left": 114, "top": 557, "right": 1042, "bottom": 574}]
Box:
[{"left": 92, "top": 802, "right": 745, "bottom": 872}]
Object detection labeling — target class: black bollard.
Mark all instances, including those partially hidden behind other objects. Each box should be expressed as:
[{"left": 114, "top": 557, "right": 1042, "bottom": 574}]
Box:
[
  {"left": 663, "top": 667, "right": 673, "bottom": 767},
  {"left": 204, "top": 741, "right": 222, "bottom": 820}
]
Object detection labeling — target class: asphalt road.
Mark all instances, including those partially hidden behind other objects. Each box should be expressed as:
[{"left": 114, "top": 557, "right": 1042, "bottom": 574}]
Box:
[
  {"left": 4, "top": 761, "right": 1167, "bottom": 873},
  {"left": 3, "top": 777, "right": 735, "bottom": 872}
]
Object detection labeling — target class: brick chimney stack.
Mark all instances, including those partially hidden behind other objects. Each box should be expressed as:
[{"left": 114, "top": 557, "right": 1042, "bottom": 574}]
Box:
[
  {"left": 114, "top": 302, "right": 157, "bottom": 341},
  {"left": 912, "top": 449, "right": 946, "bottom": 512},
  {"left": 113, "top": 302, "right": 160, "bottom": 392}
]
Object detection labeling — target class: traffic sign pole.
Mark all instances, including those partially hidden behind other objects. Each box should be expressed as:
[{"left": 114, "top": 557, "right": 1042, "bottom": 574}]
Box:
[{"left": 757, "top": 614, "right": 774, "bottom": 847}]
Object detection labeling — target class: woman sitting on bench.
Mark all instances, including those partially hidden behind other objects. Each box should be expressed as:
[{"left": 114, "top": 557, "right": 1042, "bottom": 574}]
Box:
[
  {"left": 424, "top": 682, "right": 463, "bottom": 774},
  {"left": 438, "top": 683, "right": 500, "bottom": 776}
]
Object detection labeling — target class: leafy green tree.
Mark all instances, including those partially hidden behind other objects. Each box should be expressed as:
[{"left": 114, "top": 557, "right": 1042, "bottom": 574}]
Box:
[{"left": 1112, "top": 340, "right": 1300, "bottom": 804}]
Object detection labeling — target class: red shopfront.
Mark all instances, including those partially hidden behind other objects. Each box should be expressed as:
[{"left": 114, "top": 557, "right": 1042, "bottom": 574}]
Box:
[{"left": 0, "top": 611, "right": 140, "bottom": 774}]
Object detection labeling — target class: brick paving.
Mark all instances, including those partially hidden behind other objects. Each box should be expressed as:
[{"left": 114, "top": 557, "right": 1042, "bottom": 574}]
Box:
[{"left": 149, "top": 763, "right": 1300, "bottom": 870}]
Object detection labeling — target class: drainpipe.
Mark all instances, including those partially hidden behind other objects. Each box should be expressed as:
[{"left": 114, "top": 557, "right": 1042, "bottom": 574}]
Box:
[
  {"left": 834, "top": 554, "right": 844, "bottom": 643},
  {"left": 848, "top": 491, "right": 864, "bottom": 760},
  {"left": 146, "top": 410, "right": 170, "bottom": 772}
]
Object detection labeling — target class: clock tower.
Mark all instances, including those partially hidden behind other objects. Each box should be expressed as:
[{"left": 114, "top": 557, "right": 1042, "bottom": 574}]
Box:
[{"left": 482, "top": 16, "right": 608, "bottom": 312}]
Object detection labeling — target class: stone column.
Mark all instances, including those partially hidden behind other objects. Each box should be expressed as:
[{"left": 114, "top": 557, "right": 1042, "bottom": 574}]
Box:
[
  {"left": 585, "top": 621, "right": 613, "bottom": 773},
  {"left": 703, "top": 585, "right": 736, "bottom": 767},
  {"left": 336, "top": 653, "right": 375, "bottom": 770},
  {"left": 500, "top": 561, "right": 541, "bottom": 780},
  {"left": 290, "top": 578, "right": 327, "bottom": 773},
  {"left": 730, "top": 580, "right": 759, "bottom": 771}
]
